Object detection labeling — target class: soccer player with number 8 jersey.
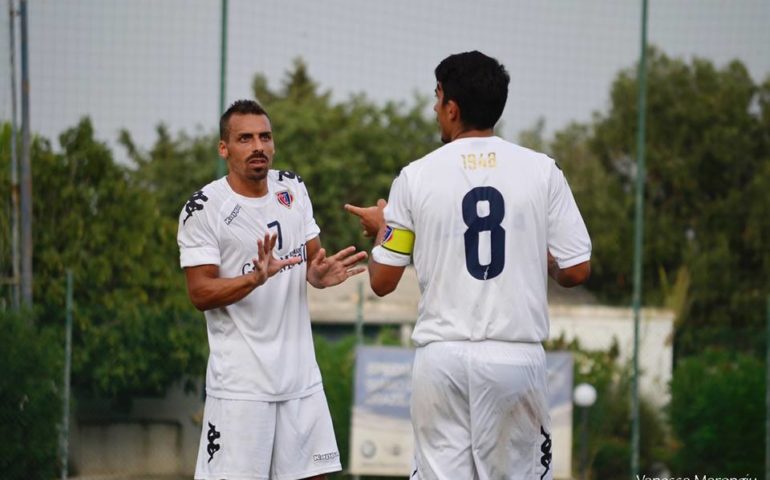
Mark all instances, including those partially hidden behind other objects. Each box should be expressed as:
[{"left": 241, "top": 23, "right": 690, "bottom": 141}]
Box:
[{"left": 346, "top": 51, "right": 592, "bottom": 479}]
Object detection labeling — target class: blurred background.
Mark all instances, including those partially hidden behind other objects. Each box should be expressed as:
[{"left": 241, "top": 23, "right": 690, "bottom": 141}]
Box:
[{"left": 1, "top": 0, "right": 769, "bottom": 478}]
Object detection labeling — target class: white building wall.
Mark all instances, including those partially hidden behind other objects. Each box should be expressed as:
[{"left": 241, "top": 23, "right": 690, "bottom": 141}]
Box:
[{"left": 549, "top": 305, "right": 674, "bottom": 407}]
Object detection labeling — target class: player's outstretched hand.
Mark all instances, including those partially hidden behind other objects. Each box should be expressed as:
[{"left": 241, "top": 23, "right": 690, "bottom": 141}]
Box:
[
  {"left": 252, "top": 232, "right": 301, "bottom": 287},
  {"left": 307, "top": 245, "right": 368, "bottom": 289},
  {"left": 344, "top": 199, "right": 387, "bottom": 238}
]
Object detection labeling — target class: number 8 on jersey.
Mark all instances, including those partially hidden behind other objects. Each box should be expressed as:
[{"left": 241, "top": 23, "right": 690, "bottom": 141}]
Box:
[{"left": 462, "top": 186, "right": 505, "bottom": 281}]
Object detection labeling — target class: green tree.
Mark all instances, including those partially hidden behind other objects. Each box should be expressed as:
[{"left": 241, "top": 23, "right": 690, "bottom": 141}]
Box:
[
  {"left": 546, "top": 48, "right": 770, "bottom": 356},
  {"left": 549, "top": 122, "right": 633, "bottom": 301},
  {"left": 0, "top": 119, "right": 206, "bottom": 398},
  {"left": 119, "top": 124, "right": 218, "bottom": 220},
  {"left": 0, "top": 124, "right": 16, "bottom": 304},
  {"left": 668, "top": 349, "right": 763, "bottom": 474},
  {"left": 0, "top": 309, "right": 63, "bottom": 480}
]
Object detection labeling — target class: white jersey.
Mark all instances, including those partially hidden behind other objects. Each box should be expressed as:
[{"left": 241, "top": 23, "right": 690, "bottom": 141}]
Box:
[
  {"left": 177, "top": 170, "right": 322, "bottom": 401},
  {"left": 372, "top": 136, "right": 591, "bottom": 346}
]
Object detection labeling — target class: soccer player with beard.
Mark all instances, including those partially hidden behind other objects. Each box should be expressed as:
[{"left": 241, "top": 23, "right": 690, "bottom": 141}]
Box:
[{"left": 178, "top": 99, "right": 367, "bottom": 480}]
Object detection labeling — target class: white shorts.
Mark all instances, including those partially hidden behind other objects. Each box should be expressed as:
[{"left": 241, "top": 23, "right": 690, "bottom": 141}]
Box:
[
  {"left": 410, "top": 341, "right": 552, "bottom": 480},
  {"left": 194, "top": 389, "right": 342, "bottom": 480}
]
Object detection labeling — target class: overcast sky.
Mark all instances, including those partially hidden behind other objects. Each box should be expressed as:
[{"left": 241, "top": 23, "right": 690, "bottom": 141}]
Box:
[{"left": 1, "top": 0, "right": 768, "bottom": 159}]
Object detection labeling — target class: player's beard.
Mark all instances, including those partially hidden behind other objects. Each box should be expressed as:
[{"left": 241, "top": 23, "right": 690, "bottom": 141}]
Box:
[
  {"left": 246, "top": 154, "right": 271, "bottom": 180},
  {"left": 249, "top": 170, "right": 268, "bottom": 181}
]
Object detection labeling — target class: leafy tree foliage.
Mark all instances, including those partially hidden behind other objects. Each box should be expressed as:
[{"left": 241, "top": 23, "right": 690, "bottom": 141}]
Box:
[
  {"left": 0, "top": 120, "right": 206, "bottom": 398},
  {"left": 0, "top": 309, "right": 62, "bottom": 480},
  {"left": 527, "top": 51, "right": 769, "bottom": 473},
  {"left": 540, "top": 48, "right": 770, "bottom": 357},
  {"left": 668, "top": 349, "right": 763, "bottom": 473},
  {"left": 119, "top": 124, "right": 218, "bottom": 220}
]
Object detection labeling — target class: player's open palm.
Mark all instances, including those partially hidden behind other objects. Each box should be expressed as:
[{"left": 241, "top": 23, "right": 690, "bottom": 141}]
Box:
[
  {"left": 252, "top": 233, "right": 300, "bottom": 287},
  {"left": 307, "top": 246, "right": 368, "bottom": 288}
]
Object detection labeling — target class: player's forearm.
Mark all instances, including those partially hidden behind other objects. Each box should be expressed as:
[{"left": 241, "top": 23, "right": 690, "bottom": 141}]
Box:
[
  {"left": 367, "top": 260, "right": 400, "bottom": 296},
  {"left": 188, "top": 274, "right": 260, "bottom": 311}
]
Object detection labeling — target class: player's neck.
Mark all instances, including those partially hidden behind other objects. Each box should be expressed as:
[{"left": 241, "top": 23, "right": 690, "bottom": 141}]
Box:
[
  {"left": 226, "top": 174, "right": 268, "bottom": 198},
  {"left": 451, "top": 126, "right": 494, "bottom": 141}
]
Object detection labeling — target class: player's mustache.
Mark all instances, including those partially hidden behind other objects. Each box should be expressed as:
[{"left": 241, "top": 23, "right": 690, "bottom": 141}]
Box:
[{"left": 248, "top": 153, "right": 268, "bottom": 161}]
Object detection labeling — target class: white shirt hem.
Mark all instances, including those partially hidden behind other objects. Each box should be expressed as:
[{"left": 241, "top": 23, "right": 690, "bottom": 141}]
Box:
[
  {"left": 372, "top": 245, "right": 411, "bottom": 267},
  {"left": 205, "top": 382, "right": 324, "bottom": 402},
  {"left": 557, "top": 251, "right": 591, "bottom": 269}
]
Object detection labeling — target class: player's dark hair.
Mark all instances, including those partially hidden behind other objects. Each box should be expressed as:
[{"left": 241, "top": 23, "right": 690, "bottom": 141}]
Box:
[
  {"left": 434, "top": 51, "right": 510, "bottom": 130},
  {"left": 220, "top": 99, "right": 270, "bottom": 140}
]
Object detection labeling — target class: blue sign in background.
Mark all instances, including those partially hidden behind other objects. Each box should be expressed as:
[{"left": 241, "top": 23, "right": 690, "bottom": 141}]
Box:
[
  {"left": 354, "top": 346, "right": 415, "bottom": 419},
  {"left": 354, "top": 346, "right": 574, "bottom": 418},
  {"left": 546, "top": 351, "right": 574, "bottom": 409}
]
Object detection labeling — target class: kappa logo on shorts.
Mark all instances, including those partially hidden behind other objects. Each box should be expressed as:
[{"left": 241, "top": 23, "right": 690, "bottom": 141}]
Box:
[
  {"left": 539, "top": 425, "right": 552, "bottom": 479},
  {"left": 276, "top": 190, "right": 294, "bottom": 209},
  {"left": 312, "top": 450, "right": 339, "bottom": 464},
  {"left": 207, "top": 422, "right": 221, "bottom": 463}
]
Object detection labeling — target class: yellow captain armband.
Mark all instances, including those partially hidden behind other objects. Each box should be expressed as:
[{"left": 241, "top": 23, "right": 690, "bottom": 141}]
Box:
[{"left": 381, "top": 226, "right": 415, "bottom": 255}]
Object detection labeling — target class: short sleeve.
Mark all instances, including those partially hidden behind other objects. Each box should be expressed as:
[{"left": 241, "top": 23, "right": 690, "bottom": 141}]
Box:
[
  {"left": 372, "top": 171, "right": 414, "bottom": 267},
  {"left": 547, "top": 161, "right": 592, "bottom": 268},
  {"left": 177, "top": 192, "right": 220, "bottom": 268},
  {"left": 297, "top": 181, "right": 321, "bottom": 241}
]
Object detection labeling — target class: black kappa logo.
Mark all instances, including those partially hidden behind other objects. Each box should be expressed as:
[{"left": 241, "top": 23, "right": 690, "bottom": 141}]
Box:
[
  {"left": 539, "top": 425, "right": 552, "bottom": 479},
  {"left": 278, "top": 170, "right": 303, "bottom": 183},
  {"left": 207, "top": 422, "right": 221, "bottom": 463},
  {"left": 183, "top": 191, "right": 209, "bottom": 224}
]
